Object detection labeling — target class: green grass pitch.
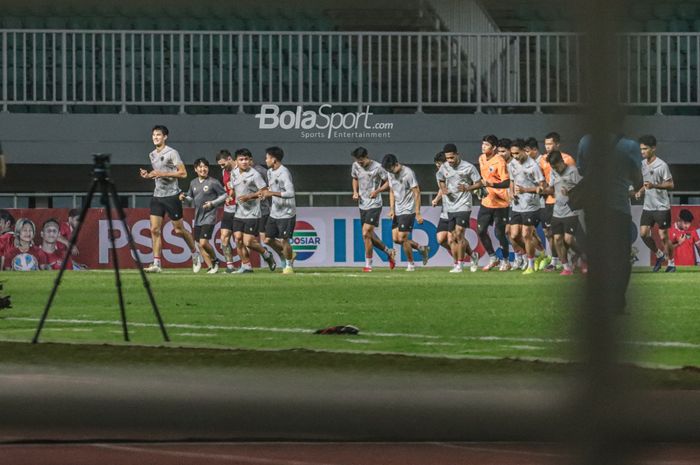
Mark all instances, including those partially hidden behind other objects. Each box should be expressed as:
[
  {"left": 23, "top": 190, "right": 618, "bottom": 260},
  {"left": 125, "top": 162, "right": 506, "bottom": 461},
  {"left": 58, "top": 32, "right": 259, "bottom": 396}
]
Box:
[{"left": 0, "top": 267, "right": 699, "bottom": 369}]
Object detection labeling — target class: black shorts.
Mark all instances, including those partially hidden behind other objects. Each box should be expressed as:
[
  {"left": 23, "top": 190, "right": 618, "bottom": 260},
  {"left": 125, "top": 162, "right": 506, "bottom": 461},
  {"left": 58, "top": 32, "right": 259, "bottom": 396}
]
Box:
[
  {"left": 193, "top": 224, "right": 215, "bottom": 241},
  {"left": 266, "top": 216, "right": 296, "bottom": 240},
  {"left": 551, "top": 216, "right": 580, "bottom": 236},
  {"left": 539, "top": 205, "right": 554, "bottom": 228},
  {"left": 258, "top": 214, "right": 270, "bottom": 235},
  {"left": 509, "top": 210, "right": 540, "bottom": 226},
  {"left": 437, "top": 218, "right": 451, "bottom": 233},
  {"left": 220, "top": 211, "right": 235, "bottom": 230},
  {"left": 392, "top": 213, "right": 416, "bottom": 232},
  {"left": 150, "top": 194, "right": 183, "bottom": 220},
  {"left": 360, "top": 207, "right": 382, "bottom": 227},
  {"left": 477, "top": 206, "right": 508, "bottom": 231},
  {"left": 640, "top": 209, "right": 672, "bottom": 229},
  {"left": 447, "top": 211, "right": 471, "bottom": 231},
  {"left": 232, "top": 217, "right": 259, "bottom": 236}
]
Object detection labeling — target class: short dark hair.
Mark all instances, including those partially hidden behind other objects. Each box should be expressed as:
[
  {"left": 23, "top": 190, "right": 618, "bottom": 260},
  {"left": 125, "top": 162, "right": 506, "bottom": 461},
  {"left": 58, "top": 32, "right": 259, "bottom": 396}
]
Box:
[
  {"left": 381, "top": 153, "right": 399, "bottom": 171},
  {"left": 42, "top": 218, "right": 60, "bottom": 230},
  {"left": 266, "top": 146, "right": 284, "bottom": 162},
  {"left": 548, "top": 150, "right": 563, "bottom": 165},
  {"left": 482, "top": 135, "right": 498, "bottom": 147},
  {"left": 545, "top": 132, "right": 561, "bottom": 143},
  {"left": 216, "top": 149, "right": 232, "bottom": 161},
  {"left": 351, "top": 147, "right": 369, "bottom": 159},
  {"left": 525, "top": 137, "right": 539, "bottom": 150},
  {"left": 234, "top": 148, "right": 252, "bottom": 159},
  {"left": 193, "top": 157, "right": 209, "bottom": 168},
  {"left": 510, "top": 138, "right": 526, "bottom": 150},
  {"left": 442, "top": 143, "right": 458, "bottom": 154},
  {"left": 497, "top": 138, "right": 512, "bottom": 149},
  {"left": 679, "top": 209, "right": 694, "bottom": 223},
  {"left": 152, "top": 125, "right": 169, "bottom": 136},
  {"left": 434, "top": 151, "right": 446, "bottom": 163},
  {"left": 639, "top": 134, "right": 657, "bottom": 147},
  {"left": 68, "top": 209, "right": 80, "bottom": 219},
  {"left": 0, "top": 209, "right": 15, "bottom": 226}
]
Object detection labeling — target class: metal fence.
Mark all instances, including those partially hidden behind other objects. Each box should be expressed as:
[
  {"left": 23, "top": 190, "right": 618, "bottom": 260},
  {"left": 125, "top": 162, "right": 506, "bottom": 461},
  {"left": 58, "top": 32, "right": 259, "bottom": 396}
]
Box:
[{"left": 0, "top": 30, "right": 698, "bottom": 113}]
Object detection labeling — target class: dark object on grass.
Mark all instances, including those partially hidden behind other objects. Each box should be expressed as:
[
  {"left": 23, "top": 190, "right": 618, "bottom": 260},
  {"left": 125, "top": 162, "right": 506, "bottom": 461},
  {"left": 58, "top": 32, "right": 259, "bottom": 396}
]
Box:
[
  {"left": 0, "top": 295, "right": 10, "bottom": 310},
  {"left": 314, "top": 325, "right": 359, "bottom": 335}
]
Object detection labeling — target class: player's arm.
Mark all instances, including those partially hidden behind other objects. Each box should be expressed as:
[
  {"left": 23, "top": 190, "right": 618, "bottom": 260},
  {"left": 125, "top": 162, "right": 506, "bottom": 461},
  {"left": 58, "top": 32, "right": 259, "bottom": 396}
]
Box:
[
  {"left": 460, "top": 171, "right": 483, "bottom": 192},
  {"left": 412, "top": 186, "right": 423, "bottom": 224},
  {"left": 646, "top": 177, "right": 674, "bottom": 191},
  {"left": 432, "top": 190, "right": 443, "bottom": 207},
  {"left": 242, "top": 172, "right": 269, "bottom": 202},
  {"left": 388, "top": 188, "right": 396, "bottom": 219},
  {"left": 352, "top": 177, "right": 360, "bottom": 200},
  {"left": 263, "top": 173, "right": 295, "bottom": 199},
  {"left": 180, "top": 183, "right": 194, "bottom": 203},
  {"left": 208, "top": 181, "right": 228, "bottom": 209},
  {"left": 371, "top": 180, "right": 389, "bottom": 199},
  {"left": 148, "top": 162, "right": 188, "bottom": 179}
]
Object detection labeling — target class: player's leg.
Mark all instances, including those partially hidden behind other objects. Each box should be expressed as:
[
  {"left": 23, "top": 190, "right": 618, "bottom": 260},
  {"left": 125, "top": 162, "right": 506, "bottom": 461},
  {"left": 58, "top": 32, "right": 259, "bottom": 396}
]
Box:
[
  {"left": 147, "top": 214, "right": 164, "bottom": 271},
  {"left": 361, "top": 223, "right": 377, "bottom": 270},
  {"left": 396, "top": 231, "right": 414, "bottom": 270},
  {"left": 640, "top": 211, "right": 664, "bottom": 272},
  {"left": 477, "top": 208, "right": 499, "bottom": 271},
  {"left": 242, "top": 220, "right": 276, "bottom": 271},
  {"left": 522, "top": 224, "right": 538, "bottom": 273},
  {"left": 657, "top": 211, "right": 675, "bottom": 271},
  {"left": 171, "top": 218, "right": 197, "bottom": 254},
  {"left": 494, "top": 208, "right": 510, "bottom": 271}
]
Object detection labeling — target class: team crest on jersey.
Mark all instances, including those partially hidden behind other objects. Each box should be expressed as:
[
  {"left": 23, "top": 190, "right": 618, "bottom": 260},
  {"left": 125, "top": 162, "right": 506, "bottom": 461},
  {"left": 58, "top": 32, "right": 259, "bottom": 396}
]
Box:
[
  {"left": 489, "top": 167, "right": 494, "bottom": 172},
  {"left": 203, "top": 186, "right": 209, "bottom": 192}
]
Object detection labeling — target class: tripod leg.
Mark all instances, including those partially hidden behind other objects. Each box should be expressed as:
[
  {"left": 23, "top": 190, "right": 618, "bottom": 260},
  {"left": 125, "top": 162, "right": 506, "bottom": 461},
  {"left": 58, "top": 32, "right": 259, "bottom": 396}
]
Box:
[
  {"left": 33, "top": 179, "right": 99, "bottom": 343},
  {"left": 108, "top": 181, "right": 170, "bottom": 342},
  {"left": 103, "top": 185, "right": 129, "bottom": 342}
]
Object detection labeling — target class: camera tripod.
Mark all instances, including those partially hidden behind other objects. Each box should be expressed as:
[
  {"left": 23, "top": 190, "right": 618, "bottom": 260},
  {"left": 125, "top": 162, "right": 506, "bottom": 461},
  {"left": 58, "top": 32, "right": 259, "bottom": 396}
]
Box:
[{"left": 33, "top": 154, "right": 169, "bottom": 343}]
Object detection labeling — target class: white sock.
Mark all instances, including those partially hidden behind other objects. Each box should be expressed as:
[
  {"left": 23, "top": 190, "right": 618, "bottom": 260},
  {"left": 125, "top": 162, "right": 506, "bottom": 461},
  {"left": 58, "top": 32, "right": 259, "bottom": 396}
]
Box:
[
  {"left": 655, "top": 249, "right": 665, "bottom": 258},
  {"left": 669, "top": 259, "right": 675, "bottom": 266},
  {"left": 489, "top": 254, "right": 498, "bottom": 262},
  {"left": 528, "top": 257, "right": 535, "bottom": 269},
  {"left": 551, "top": 256, "right": 560, "bottom": 266},
  {"left": 564, "top": 262, "right": 572, "bottom": 271},
  {"left": 286, "top": 259, "right": 293, "bottom": 268},
  {"left": 365, "top": 258, "right": 372, "bottom": 268},
  {"left": 516, "top": 253, "right": 524, "bottom": 262},
  {"left": 153, "top": 258, "right": 161, "bottom": 267},
  {"left": 243, "top": 262, "right": 252, "bottom": 270}
]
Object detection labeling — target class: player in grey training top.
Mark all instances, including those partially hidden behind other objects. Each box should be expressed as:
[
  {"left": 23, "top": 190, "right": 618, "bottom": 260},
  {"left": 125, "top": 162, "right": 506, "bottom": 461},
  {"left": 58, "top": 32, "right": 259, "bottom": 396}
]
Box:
[
  {"left": 635, "top": 135, "right": 676, "bottom": 272},
  {"left": 229, "top": 148, "right": 276, "bottom": 273},
  {"left": 437, "top": 144, "right": 481, "bottom": 273},
  {"left": 350, "top": 147, "right": 395, "bottom": 272},
  {"left": 431, "top": 152, "right": 453, "bottom": 262},
  {"left": 381, "top": 153, "right": 430, "bottom": 271},
  {"left": 180, "top": 158, "right": 227, "bottom": 274},
  {"left": 139, "top": 125, "right": 198, "bottom": 273},
  {"left": 507, "top": 139, "right": 545, "bottom": 274},
  {"left": 260, "top": 146, "right": 297, "bottom": 274},
  {"left": 544, "top": 150, "right": 585, "bottom": 276}
]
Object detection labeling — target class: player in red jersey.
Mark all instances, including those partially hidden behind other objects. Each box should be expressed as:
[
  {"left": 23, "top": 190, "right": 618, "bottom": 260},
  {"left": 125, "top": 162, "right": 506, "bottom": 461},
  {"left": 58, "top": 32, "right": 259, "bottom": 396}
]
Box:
[
  {"left": 216, "top": 149, "right": 239, "bottom": 272},
  {"left": 669, "top": 209, "right": 700, "bottom": 266},
  {"left": 0, "top": 210, "right": 16, "bottom": 260}
]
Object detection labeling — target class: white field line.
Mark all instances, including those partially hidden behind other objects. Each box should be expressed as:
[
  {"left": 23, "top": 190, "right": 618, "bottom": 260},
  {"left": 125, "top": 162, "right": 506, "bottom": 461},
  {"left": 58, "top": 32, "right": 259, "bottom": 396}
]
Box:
[{"left": 5, "top": 317, "right": 700, "bottom": 350}]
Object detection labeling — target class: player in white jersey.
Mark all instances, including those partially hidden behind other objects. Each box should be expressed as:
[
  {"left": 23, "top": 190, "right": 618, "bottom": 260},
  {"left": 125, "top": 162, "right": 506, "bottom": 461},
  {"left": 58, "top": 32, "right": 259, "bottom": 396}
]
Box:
[
  {"left": 497, "top": 138, "right": 519, "bottom": 271},
  {"left": 261, "top": 146, "right": 297, "bottom": 274},
  {"left": 542, "top": 150, "right": 585, "bottom": 275},
  {"left": 381, "top": 154, "right": 430, "bottom": 271},
  {"left": 437, "top": 144, "right": 481, "bottom": 273},
  {"left": 351, "top": 147, "right": 395, "bottom": 272},
  {"left": 507, "top": 139, "right": 546, "bottom": 274},
  {"left": 432, "top": 152, "right": 453, "bottom": 260},
  {"left": 139, "top": 125, "right": 199, "bottom": 273},
  {"left": 230, "top": 148, "right": 277, "bottom": 273},
  {"left": 635, "top": 135, "right": 676, "bottom": 272}
]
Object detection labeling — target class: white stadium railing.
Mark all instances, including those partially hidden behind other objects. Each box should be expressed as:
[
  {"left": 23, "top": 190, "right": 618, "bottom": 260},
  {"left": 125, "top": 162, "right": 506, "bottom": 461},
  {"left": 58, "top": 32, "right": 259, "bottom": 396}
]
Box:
[{"left": 0, "top": 30, "right": 698, "bottom": 114}]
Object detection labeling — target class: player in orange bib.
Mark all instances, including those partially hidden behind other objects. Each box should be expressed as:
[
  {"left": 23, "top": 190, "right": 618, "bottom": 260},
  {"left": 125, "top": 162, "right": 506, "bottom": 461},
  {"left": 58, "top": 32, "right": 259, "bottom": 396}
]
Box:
[
  {"left": 476, "top": 135, "right": 511, "bottom": 271},
  {"left": 539, "top": 132, "right": 576, "bottom": 271}
]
